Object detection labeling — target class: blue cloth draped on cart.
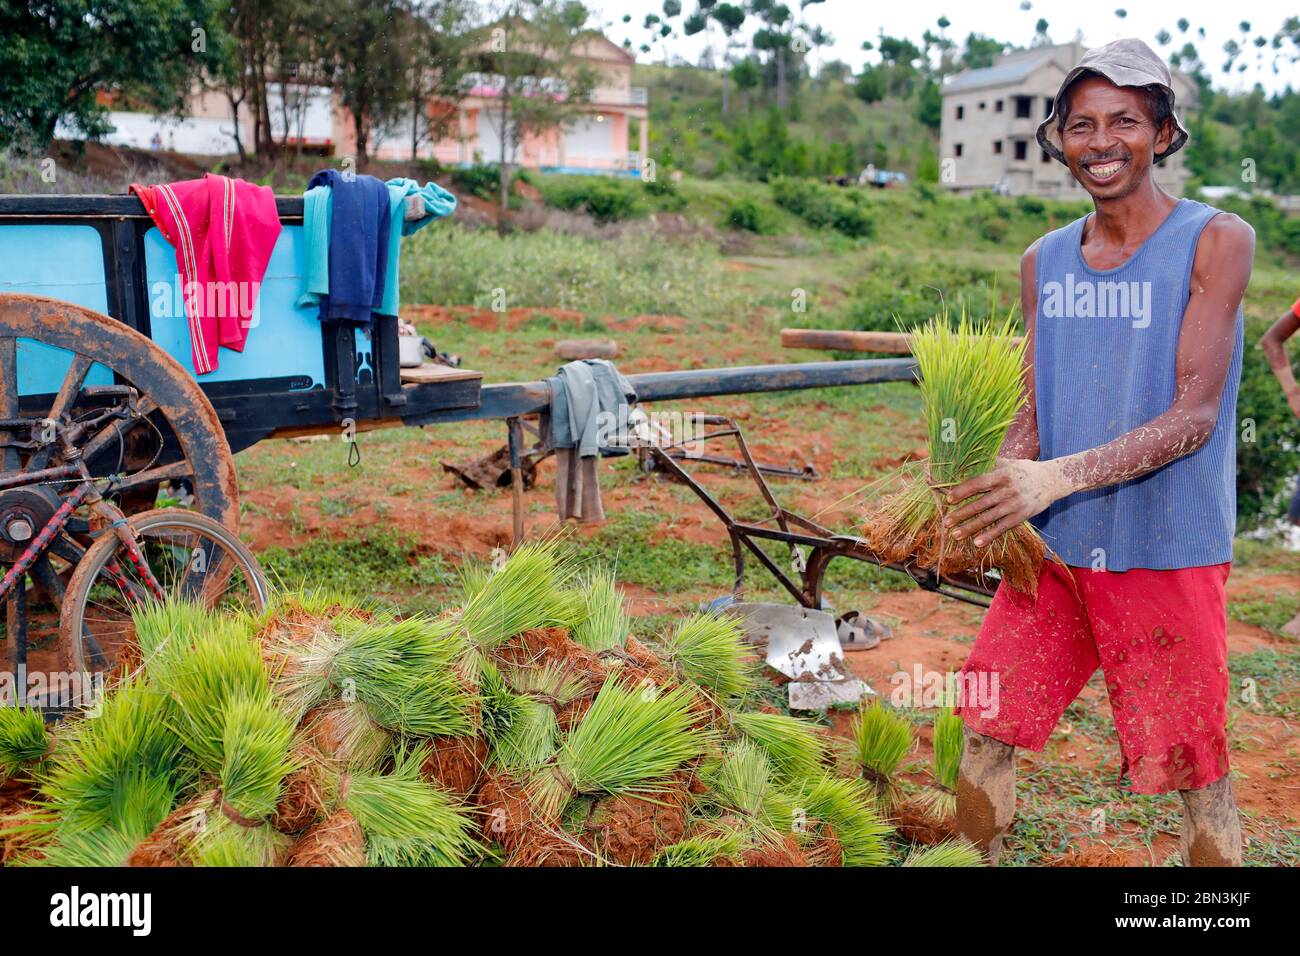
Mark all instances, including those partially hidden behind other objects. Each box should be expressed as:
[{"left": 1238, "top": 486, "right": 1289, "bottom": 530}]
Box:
[{"left": 297, "top": 174, "right": 457, "bottom": 321}]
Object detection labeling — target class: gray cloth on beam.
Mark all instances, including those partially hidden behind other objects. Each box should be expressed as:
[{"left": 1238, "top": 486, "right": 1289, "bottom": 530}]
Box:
[
  {"left": 545, "top": 359, "right": 636, "bottom": 459},
  {"left": 544, "top": 359, "right": 635, "bottom": 523}
]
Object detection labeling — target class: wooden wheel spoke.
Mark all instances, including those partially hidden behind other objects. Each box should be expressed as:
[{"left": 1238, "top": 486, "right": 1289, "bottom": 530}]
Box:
[
  {"left": 109, "top": 459, "right": 192, "bottom": 495},
  {"left": 0, "top": 336, "right": 18, "bottom": 473},
  {"left": 79, "top": 396, "right": 159, "bottom": 464},
  {"left": 27, "top": 353, "right": 94, "bottom": 472}
]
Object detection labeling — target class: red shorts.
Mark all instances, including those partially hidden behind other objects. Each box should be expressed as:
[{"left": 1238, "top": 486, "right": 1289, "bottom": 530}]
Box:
[{"left": 954, "top": 559, "right": 1231, "bottom": 794}]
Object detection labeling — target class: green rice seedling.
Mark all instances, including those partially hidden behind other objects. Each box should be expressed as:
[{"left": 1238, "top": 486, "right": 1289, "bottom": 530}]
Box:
[
  {"left": 302, "top": 699, "right": 392, "bottom": 771},
  {"left": 478, "top": 660, "right": 522, "bottom": 745},
  {"left": 147, "top": 615, "right": 270, "bottom": 771},
  {"left": 862, "top": 311, "right": 1046, "bottom": 594},
  {"left": 902, "top": 839, "right": 984, "bottom": 867},
  {"left": 457, "top": 539, "right": 579, "bottom": 652},
  {"left": 731, "top": 711, "right": 826, "bottom": 786},
  {"left": 131, "top": 599, "right": 222, "bottom": 663},
  {"left": 19, "top": 826, "right": 141, "bottom": 868},
  {"left": 570, "top": 567, "right": 629, "bottom": 652},
  {"left": 851, "top": 701, "right": 915, "bottom": 811},
  {"left": 274, "top": 614, "right": 476, "bottom": 738},
  {"left": 493, "top": 698, "right": 560, "bottom": 772},
  {"left": 705, "top": 740, "right": 786, "bottom": 828},
  {"left": 32, "top": 678, "right": 185, "bottom": 833},
  {"left": 0, "top": 707, "right": 50, "bottom": 781},
  {"left": 18, "top": 767, "right": 181, "bottom": 867},
  {"left": 920, "top": 707, "right": 964, "bottom": 819},
  {"left": 218, "top": 692, "right": 298, "bottom": 821},
  {"left": 533, "top": 675, "right": 710, "bottom": 817},
  {"left": 185, "top": 806, "right": 294, "bottom": 867},
  {"left": 652, "top": 831, "right": 743, "bottom": 867},
  {"left": 788, "top": 774, "right": 893, "bottom": 867},
  {"left": 660, "top": 612, "right": 755, "bottom": 702},
  {"left": 343, "top": 745, "right": 480, "bottom": 867}
]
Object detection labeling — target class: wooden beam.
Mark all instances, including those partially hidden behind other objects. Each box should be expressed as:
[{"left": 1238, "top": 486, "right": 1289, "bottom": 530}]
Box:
[{"left": 781, "top": 328, "right": 1024, "bottom": 355}]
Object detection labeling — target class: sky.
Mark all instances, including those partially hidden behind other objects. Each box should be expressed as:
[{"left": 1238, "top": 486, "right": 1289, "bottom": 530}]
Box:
[{"left": 585, "top": 0, "right": 1299, "bottom": 95}]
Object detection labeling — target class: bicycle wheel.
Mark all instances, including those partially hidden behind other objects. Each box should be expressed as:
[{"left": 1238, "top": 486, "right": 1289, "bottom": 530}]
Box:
[{"left": 59, "top": 508, "right": 268, "bottom": 696}]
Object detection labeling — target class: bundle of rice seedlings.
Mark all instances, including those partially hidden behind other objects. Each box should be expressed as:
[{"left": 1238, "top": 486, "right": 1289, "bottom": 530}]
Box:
[
  {"left": 532, "top": 675, "right": 710, "bottom": 818},
  {"left": 862, "top": 312, "right": 1046, "bottom": 594},
  {"left": 851, "top": 701, "right": 914, "bottom": 811},
  {"left": 902, "top": 839, "right": 983, "bottom": 867},
  {"left": 216, "top": 693, "right": 297, "bottom": 822},
  {"left": 731, "top": 711, "right": 826, "bottom": 785},
  {"left": 0, "top": 707, "right": 50, "bottom": 781},
  {"left": 274, "top": 612, "right": 478, "bottom": 737},
  {"left": 181, "top": 801, "right": 294, "bottom": 867},
  {"left": 788, "top": 774, "right": 893, "bottom": 867},
  {"left": 659, "top": 612, "right": 755, "bottom": 703},
  {"left": 29, "top": 678, "right": 184, "bottom": 833},
  {"left": 145, "top": 614, "right": 269, "bottom": 771},
  {"left": 703, "top": 742, "right": 808, "bottom": 865},
  {"left": 570, "top": 568, "right": 629, "bottom": 653},
  {"left": 19, "top": 767, "right": 181, "bottom": 867},
  {"left": 340, "top": 745, "right": 480, "bottom": 867},
  {"left": 920, "top": 707, "right": 964, "bottom": 819},
  {"left": 456, "top": 540, "right": 580, "bottom": 661},
  {"left": 301, "top": 700, "right": 392, "bottom": 770},
  {"left": 652, "top": 831, "right": 742, "bottom": 867}
]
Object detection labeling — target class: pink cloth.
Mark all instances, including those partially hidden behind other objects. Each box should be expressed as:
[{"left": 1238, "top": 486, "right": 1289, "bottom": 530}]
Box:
[{"left": 130, "top": 174, "right": 281, "bottom": 374}]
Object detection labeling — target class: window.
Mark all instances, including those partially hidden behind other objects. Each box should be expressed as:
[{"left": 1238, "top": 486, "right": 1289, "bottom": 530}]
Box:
[
  {"left": 1041, "top": 149, "right": 1052, "bottom": 163},
  {"left": 978, "top": 101, "right": 986, "bottom": 110},
  {"left": 993, "top": 140, "right": 1003, "bottom": 154},
  {"left": 995, "top": 99, "right": 1004, "bottom": 112},
  {"left": 1044, "top": 97, "right": 1054, "bottom": 117},
  {"left": 954, "top": 143, "right": 964, "bottom": 157},
  {"left": 956, "top": 105, "right": 964, "bottom": 120},
  {"left": 1014, "top": 96, "right": 1033, "bottom": 118},
  {"left": 1014, "top": 140, "right": 1028, "bottom": 161}
]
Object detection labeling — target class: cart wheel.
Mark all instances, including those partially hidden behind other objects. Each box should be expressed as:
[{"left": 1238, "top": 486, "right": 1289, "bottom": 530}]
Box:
[
  {"left": 0, "top": 294, "right": 239, "bottom": 655},
  {"left": 59, "top": 508, "right": 268, "bottom": 702}
]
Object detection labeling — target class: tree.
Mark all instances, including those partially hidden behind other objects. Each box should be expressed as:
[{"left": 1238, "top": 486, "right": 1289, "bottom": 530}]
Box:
[
  {"left": 317, "top": 0, "right": 415, "bottom": 167},
  {"left": 400, "top": 0, "right": 477, "bottom": 161},
  {"left": 711, "top": 2, "right": 746, "bottom": 119},
  {"left": 468, "top": 1, "right": 598, "bottom": 227},
  {"left": 731, "top": 57, "right": 761, "bottom": 115},
  {"left": 0, "top": 0, "right": 226, "bottom": 152}
]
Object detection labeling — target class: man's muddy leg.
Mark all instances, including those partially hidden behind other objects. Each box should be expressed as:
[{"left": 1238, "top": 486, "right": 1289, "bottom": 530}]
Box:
[
  {"left": 1179, "top": 776, "right": 1242, "bottom": 867},
  {"left": 955, "top": 728, "right": 1016, "bottom": 865}
]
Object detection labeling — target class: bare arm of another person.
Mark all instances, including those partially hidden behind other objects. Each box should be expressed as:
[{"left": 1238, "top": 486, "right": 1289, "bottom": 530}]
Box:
[
  {"left": 1260, "top": 306, "right": 1300, "bottom": 420},
  {"left": 998, "top": 239, "right": 1042, "bottom": 462},
  {"left": 944, "top": 213, "right": 1256, "bottom": 548}
]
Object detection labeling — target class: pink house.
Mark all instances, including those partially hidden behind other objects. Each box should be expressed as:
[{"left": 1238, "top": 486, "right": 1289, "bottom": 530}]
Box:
[{"left": 368, "top": 31, "right": 650, "bottom": 176}]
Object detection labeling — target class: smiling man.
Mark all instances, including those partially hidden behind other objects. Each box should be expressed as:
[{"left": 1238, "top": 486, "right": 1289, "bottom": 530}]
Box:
[{"left": 945, "top": 39, "right": 1256, "bottom": 866}]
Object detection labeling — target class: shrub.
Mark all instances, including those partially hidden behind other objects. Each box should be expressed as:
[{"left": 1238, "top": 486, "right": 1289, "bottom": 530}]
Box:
[
  {"left": 770, "top": 176, "right": 875, "bottom": 238},
  {"left": 449, "top": 163, "right": 505, "bottom": 201},
  {"left": 538, "top": 175, "right": 645, "bottom": 223},
  {"left": 727, "top": 197, "right": 776, "bottom": 234}
]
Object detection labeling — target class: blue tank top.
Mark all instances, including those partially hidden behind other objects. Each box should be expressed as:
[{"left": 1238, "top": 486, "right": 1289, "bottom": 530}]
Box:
[{"left": 1031, "top": 198, "right": 1243, "bottom": 572}]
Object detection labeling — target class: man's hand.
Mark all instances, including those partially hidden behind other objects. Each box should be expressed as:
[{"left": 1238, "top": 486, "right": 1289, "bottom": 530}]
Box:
[{"left": 943, "top": 459, "right": 1073, "bottom": 548}]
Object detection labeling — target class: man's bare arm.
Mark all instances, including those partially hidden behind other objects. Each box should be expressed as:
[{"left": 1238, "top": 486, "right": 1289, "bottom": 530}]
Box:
[
  {"left": 1260, "top": 307, "right": 1300, "bottom": 419},
  {"left": 943, "top": 213, "right": 1255, "bottom": 547},
  {"left": 998, "top": 240, "right": 1041, "bottom": 461}
]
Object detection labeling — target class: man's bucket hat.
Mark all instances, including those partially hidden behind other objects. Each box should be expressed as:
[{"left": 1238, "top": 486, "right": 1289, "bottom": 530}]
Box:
[{"left": 1037, "top": 37, "right": 1189, "bottom": 165}]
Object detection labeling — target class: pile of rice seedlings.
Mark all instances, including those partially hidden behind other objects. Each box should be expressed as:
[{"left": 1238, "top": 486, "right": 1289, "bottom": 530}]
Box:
[
  {"left": 0, "top": 538, "right": 980, "bottom": 867},
  {"left": 862, "top": 311, "right": 1047, "bottom": 594}
]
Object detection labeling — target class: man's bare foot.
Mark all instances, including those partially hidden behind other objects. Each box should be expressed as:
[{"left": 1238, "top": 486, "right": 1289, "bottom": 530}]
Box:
[
  {"left": 1180, "top": 776, "right": 1243, "bottom": 867},
  {"left": 954, "top": 728, "right": 1016, "bottom": 865}
]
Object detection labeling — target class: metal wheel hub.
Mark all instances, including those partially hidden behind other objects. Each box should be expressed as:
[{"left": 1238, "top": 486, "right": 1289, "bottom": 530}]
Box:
[{"left": 0, "top": 485, "right": 61, "bottom": 561}]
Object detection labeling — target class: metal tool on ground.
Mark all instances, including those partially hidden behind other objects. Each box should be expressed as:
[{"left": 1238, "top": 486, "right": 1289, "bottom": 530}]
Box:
[{"left": 731, "top": 602, "right": 873, "bottom": 710}]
